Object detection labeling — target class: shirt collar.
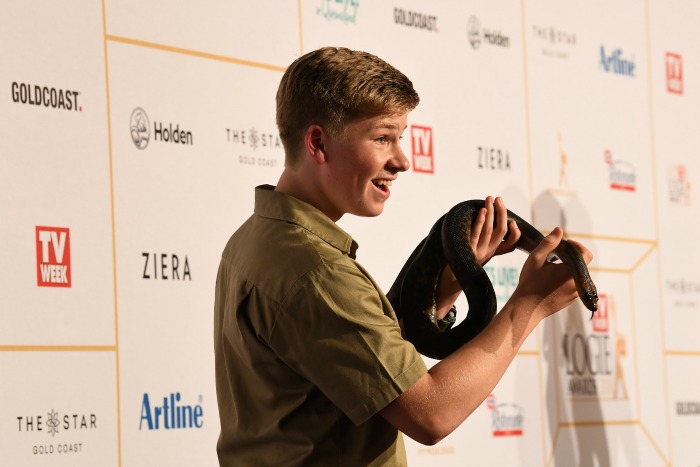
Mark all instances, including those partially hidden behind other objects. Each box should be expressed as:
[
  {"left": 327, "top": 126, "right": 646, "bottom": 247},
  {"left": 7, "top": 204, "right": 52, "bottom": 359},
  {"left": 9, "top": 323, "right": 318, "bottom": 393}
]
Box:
[{"left": 253, "top": 185, "right": 359, "bottom": 259}]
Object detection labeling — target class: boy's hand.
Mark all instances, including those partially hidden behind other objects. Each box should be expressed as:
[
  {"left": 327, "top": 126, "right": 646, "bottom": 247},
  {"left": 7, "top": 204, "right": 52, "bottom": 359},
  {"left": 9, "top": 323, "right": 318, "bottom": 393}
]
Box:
[{"left": 469, "top": 196, "right": 521, "bottom": 266}]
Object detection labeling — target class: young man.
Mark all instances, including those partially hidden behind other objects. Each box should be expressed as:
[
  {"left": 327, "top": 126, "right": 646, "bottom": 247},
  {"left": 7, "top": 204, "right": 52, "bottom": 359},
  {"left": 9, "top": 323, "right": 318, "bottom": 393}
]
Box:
[{"left": 214, "top": 47, "right": 591, "bottom": 466}]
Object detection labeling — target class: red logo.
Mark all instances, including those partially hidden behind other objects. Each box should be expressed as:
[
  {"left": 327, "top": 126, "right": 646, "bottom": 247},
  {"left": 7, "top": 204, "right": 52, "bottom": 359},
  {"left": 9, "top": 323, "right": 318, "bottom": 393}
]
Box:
[
  {"left": 410, "top": 125, "right": 434, "bottom": 173},
  {"left": 666, "top": 52, "right": 683, "bottom": 94},
  {"left": 592, "top": 293, "right": 609, "bottom": 333},
  {"left": 36, "top": 226, "right": 71, "bottom": 287}
]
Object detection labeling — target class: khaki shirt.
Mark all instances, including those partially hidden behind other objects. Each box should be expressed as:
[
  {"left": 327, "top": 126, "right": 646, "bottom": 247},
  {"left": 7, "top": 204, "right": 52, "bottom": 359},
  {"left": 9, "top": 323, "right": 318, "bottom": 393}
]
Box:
[{"left": 214, "top": 185, "right": 427, "bottom": 466}]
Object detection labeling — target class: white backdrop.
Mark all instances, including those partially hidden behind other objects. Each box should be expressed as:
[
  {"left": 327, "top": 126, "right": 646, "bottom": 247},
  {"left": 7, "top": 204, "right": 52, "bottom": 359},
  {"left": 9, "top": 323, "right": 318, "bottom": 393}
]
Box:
[{"left": 1, "top": 1, "right": 699, "bottom": 466}]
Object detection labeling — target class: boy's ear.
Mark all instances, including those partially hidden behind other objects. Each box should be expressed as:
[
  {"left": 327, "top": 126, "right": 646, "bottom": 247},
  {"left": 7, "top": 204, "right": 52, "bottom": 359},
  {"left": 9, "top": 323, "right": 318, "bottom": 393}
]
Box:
[{"left": 304, "top": 125, "right": 328, "bottom": 164}]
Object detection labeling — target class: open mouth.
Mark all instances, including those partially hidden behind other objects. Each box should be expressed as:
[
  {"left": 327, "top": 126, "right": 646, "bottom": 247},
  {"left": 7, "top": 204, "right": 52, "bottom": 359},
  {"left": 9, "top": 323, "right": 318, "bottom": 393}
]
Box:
[{"left": 372, "top": 179, "right": 392, "bottom": 192}]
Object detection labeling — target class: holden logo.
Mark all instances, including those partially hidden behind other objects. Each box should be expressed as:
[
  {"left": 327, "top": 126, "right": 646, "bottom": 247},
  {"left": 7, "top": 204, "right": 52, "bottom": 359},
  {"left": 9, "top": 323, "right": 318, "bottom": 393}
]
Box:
[
  {"left": 130, "top": 107, "right": 150, "bottom": 149},
  {"left": 467, "top": 16, "right": 481, "bottom": 49}
]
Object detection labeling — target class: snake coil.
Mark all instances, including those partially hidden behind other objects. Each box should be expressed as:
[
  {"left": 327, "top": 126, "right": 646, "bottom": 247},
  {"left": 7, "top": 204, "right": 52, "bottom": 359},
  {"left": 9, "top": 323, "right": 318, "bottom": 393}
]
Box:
[{"left": 386, "top": 199, "right": 598, "bottom": 360}]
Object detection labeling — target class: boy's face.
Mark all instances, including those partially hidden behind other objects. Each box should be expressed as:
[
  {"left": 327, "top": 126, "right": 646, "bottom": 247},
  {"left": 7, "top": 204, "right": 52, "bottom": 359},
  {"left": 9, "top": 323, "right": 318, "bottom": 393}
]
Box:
[{"left": 320, "top": 112, "right": 410, "bottom": 220}]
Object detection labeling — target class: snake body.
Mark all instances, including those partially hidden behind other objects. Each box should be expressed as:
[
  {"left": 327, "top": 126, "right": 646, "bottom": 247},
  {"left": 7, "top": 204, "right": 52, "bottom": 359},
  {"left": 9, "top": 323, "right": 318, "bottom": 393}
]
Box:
[{"left": 386, "top": 199, "right": 598, "bottom": 360}]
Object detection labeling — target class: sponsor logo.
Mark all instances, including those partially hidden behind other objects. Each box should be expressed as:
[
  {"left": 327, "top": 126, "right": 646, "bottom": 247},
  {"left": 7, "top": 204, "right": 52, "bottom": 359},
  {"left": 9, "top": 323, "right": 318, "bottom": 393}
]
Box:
[
  {"left": 477, "top": 146, "right": 511, "bottom": 171},
  {"left": 16, "top": 409, "right": 97, "bottom": 456},
  {"left": 393, "top": 8, "right": 438, "bottom": 32},
  {"left": 676, "top": 401, "right": 700, "bottom": 416},
  {"left": 545, "top": 131, "right": 577, "bottom": 198},
  {"left": 665, "top": 278, "right": 700, "bottom": 309},
  {"left": 316, "top": 0, "right": 359, "bottom": 24},
  {"left": 36, "top": 226, "right": 71, "bottom": 288},
  {"left": 486, "top": 394, "right": 524, "bottom": 437},
  {"left": 410, "top": 125, "right": 434, "bottom": 174},
  {"left": 484, "top": 266, "right": 518, "bottom": 303},
  {"left": 531, "top": 25, "right": 577, "bottom": 59},
  {"left": 604, "top": 149, "right": 636, "bottom": 191},
  {"left": 665, "top": 52, "right": 683, "bottom": 94},
  {"left": 668, "top": 164, "right": 691, "bottom": 205},
  {"left": 11, "top": 82, "right": 82, "bottom": 112},
  {"left": 561, "top": 294, "right": 629, "bottom": 400},
  {"left": 142, "top": 252, "right": 191, "bottom": 280},
  {"left": 130, "top": 108, "right": 150, "bottom": 149},
  {"left": 599, "top": 46, "right": 636, "bottom": 77},
  {"left": 467, "top": 16, "right": 510, "bottom": 50},
  {"left": 226, "top": 126, "right": 282, "bottom": 168},
  {"left": 130, "top": 107, "right": 193, "bottom": 149},
  {"left": 139, "top": 392, "right": 204, "bottom": 430}
]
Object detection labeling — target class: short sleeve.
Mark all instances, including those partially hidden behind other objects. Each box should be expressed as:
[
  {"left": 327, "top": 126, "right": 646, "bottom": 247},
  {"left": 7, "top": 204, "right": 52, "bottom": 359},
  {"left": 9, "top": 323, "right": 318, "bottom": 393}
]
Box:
[{"left": 268, "top": 262, "right": 427, "bottom": 425}]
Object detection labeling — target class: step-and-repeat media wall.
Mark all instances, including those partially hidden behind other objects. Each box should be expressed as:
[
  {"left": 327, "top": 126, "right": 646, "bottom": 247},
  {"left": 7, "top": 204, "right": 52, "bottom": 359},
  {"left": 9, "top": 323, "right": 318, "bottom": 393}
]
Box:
[{"left": 2, "top": 0, "right": 698, "bottom": 466}]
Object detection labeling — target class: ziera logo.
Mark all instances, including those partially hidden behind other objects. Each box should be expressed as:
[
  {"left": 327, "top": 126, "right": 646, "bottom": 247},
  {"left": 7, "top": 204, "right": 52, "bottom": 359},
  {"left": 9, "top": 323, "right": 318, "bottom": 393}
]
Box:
[
  {"left": 665, "top": 52, "right": 683, "bottom": 94},
  {"left": 36, "top": 226, "right": 71, "bottom": 287},
  {"left": 410, "top": 125, "right": 434, "bottom": 174},
  {"left": 477, "top": 146, "right": 511, "bottom": 170}
]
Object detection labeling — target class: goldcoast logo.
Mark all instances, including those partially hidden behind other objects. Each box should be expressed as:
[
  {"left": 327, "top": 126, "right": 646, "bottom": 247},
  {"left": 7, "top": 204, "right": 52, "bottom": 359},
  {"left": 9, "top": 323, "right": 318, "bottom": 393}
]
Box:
[{"left": 130, "top": 108, "right": 150, "bottom": 150}]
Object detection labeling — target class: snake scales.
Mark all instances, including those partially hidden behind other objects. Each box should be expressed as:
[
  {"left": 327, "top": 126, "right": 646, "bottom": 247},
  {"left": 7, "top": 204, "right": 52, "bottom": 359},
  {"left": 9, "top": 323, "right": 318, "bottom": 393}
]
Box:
[{"left": 386, "top": 199, "right": 598, "bottom": 360}]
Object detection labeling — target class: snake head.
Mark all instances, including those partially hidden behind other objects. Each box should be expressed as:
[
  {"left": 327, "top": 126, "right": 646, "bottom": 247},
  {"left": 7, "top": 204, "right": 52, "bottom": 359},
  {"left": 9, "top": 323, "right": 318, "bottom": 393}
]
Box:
[{"left": 585, "top": 291, "right": 599, "bottom": 318}]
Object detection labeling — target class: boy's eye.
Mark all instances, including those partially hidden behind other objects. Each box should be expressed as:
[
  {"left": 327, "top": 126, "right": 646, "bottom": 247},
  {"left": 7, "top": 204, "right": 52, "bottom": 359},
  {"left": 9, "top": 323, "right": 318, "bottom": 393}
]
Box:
[{"left": 375, "top": 136, "right": 387, "bottom": 143}]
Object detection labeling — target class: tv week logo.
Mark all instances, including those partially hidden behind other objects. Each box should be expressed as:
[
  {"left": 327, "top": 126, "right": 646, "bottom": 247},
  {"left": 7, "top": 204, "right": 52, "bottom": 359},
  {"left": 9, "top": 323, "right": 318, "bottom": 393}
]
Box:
[
  {"left": 36, "top": 226, "right": 71, "bottom": 287},
  {"left": 666, "top": 52, "right": 683, "bottom": 94},
  {"left": 410, "top": 125, "right": 434, "bottom": 173}
]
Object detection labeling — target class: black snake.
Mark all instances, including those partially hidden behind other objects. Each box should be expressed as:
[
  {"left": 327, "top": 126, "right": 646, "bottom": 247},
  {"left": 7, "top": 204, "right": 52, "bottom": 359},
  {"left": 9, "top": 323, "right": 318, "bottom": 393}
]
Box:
[{"left": 386, "top": 199, "right": 598, "bottom": 360}]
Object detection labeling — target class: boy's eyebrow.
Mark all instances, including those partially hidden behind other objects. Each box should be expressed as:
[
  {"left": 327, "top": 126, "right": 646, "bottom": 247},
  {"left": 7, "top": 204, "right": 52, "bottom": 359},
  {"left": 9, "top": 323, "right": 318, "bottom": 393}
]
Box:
[{"left": 370, "top": 121, "right": 408, "bottom": 131}]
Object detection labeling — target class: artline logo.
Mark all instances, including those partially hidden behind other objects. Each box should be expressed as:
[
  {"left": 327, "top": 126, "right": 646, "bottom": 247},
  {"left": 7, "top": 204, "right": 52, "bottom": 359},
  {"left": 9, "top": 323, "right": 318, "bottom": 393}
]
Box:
[
  {"left": 139, "top": 392, "right": 204, "bottom": 430},
  {"left": 485, "top": 394, "right": 524, "bottom": 437},
  {"left": 316, "top": 0, "right": 359, "bottom": 24},
  {"left": 666, "top": 52, "right": 683, "bottom": 94},
  {"left": 599, "top": 46, "right": 636, "bottom": 77},
  {"left": 668, "top": 164, "right": 691, "bottom": 205},
  {"left": 11, "top": 82, "right": 82, "bottom": 112},
  {"left": 130, "top": 107, "right": 193, "bottom": 149},
  {"left": 531, "top": 25, "right": 576, "bottom": 59},
  {"left": 604, "top": 149, "right": 636, "bottom": 191},
  {"left": 393, "top": 7, "right": 438, "bottom": 32},
  {"left": 225, "top": 126, "right": 282, "bottom": 168},
  {"left": 17, "top": 409, "right": 97, "bottom": 455},
  {"left": 410, "top": 125, "right": 434, "bottom": 174},
  {"left": 477, "top": 146, "right": 511, "bottom": 170},
  {"left": 36, "top": 226, "right": 71, "bottom": 288},
  {"left": 142, "top": 252, "right": 191, "bottom": 280},
  {"left": 467, "top": 16, "right": 510, "bottom": 50}
]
